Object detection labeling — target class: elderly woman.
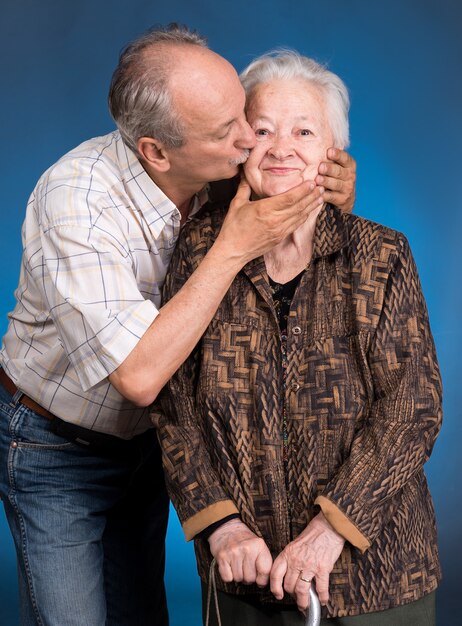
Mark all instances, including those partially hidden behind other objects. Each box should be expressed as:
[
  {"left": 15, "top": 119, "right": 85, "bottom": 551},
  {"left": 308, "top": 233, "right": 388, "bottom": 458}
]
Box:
[{"left": 155, "top": 51, "right": 442, "bottom": 625}]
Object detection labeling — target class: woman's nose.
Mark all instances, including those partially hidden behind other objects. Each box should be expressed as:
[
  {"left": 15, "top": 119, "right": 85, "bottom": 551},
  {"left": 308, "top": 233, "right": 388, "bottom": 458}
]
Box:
[{"left": 268, "top": 135, "right": 294, "bottom": 159}]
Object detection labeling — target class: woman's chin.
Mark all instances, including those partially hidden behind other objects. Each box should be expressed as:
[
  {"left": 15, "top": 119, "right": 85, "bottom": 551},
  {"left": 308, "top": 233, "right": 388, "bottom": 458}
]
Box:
[
  {"left": 262, "top": 182, "right": 299, "bottom": 197},
  {"left": 247, "top": 175, "right": 306, "bottom": 198}
]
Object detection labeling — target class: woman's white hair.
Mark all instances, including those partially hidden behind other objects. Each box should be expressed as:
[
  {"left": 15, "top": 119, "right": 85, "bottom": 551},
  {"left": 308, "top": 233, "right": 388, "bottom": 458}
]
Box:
[{"left": 239, "top": 50, "right": 350, "bottom": 149}]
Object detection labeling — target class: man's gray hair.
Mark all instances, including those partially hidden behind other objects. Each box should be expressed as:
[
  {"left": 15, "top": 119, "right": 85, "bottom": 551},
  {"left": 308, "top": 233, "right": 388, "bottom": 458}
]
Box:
[
  {"left": 239, "top": 50, "right": 350, "bottom": 149},
  {"left": 108, "top": 23, "right": 208, "bottom": 154}
]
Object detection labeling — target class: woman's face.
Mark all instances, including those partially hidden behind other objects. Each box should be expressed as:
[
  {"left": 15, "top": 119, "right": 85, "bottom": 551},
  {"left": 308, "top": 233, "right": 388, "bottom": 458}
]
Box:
[{"left": 244, "top": 78, "right": 334, "bottom": 198}]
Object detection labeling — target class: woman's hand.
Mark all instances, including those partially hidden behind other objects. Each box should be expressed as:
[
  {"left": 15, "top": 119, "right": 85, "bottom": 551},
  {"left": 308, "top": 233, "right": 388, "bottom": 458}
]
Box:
[
  {"left": 208, "top": 518, "right": 273, "bottom": 587},
  {"left": 270, "top": 512, "right": 345, "bottom": 612},
  {"left": 317, "top": 148, "right": 356, "bottom": 213}
]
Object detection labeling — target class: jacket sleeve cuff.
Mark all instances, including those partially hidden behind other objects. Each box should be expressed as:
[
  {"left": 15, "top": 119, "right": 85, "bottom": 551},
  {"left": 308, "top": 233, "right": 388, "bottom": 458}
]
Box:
[
  {"left": 315, "top": 495, "right": 371, "bottom": 553},
  {"left": 182, "top": 500, "right": 239, "bottom": 541}
]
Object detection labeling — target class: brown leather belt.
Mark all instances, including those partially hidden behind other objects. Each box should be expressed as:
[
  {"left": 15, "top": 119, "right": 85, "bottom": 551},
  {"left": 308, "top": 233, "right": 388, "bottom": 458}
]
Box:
[
  {"left": 0, "top": 368, "right": 55, "bottom": 421},
  {"left": 0, "top": 367, "right": 141, "bottom": 456}
]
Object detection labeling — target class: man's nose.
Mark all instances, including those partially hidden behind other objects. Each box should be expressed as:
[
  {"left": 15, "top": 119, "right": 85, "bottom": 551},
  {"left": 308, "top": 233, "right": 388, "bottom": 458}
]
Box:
[{"left": 235, "top": 118, "right": 256, "bottom": 149}]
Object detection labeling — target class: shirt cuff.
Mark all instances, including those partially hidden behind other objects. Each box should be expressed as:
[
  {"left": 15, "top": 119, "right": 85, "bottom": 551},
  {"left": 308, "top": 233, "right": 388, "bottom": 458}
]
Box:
[
  {"left": 198, "top": 514, "right": 241, "bottom": 541},
  {"left": 182, "top": 500, "right": 239, "bottom": 541},
  {"left": 315, "top": 495, "right": 371, "bottom": 553},
  {"left": 74, "top": 299, "right": 159, "bottom": 391}
]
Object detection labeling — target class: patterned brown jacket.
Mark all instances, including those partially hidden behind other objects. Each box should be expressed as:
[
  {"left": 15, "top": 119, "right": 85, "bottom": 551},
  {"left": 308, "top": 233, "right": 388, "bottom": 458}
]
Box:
[{"left": 155, "top": 203, "right": 442, "bottom": 617}]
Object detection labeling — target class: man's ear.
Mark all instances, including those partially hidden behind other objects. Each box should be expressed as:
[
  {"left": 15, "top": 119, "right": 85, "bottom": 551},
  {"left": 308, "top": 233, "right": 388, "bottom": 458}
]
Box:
[{"left": 137, "top": 137, "right": 171, "bottom": 173}]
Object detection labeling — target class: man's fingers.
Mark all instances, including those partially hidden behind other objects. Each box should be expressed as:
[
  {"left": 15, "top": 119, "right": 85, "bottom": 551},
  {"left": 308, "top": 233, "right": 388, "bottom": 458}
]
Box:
[
  {"left": 317, "top": 174, "right": 344, "bottom": 192},
  {"left": 316, "top": 148, "right": 356, "bottom": 213},
  {"left": 281, "top": 200, "right": 323, "bottom": 238},
  {"left": 251, "top": 183, "right": 323, "bottom": 244},
  {"left": 318, "top": 161, "right": 344, "bottom": 179},
  {"left": 231, "top": 176, "right": 252, "bottom": 206},
  {"left": 221, "top": 177, "right": 325, "bottom": 264},
  {"left": 275, "top": 185, "right": 323, "bottom": 227},
  {"left": 273, "top": 180, "right": 317, "bottom": 211},
  {"left": 327, "top": 147, "right": 357, "bottom": 169}
]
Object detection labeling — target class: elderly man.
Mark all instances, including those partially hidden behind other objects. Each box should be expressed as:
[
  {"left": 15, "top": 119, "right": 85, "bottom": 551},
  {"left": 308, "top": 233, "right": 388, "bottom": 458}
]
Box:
[{"left": 0, "top": 25, "right": 356, "bottom": 626}]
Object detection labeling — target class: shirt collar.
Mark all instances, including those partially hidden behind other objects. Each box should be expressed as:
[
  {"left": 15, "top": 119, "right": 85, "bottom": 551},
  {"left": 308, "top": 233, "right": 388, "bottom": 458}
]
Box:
[
  {"left": 114, "top": 131, "right": 209, "bottom": 236},
  {"left": 189, "top": 185, "right": 210, "bottom": 220}
]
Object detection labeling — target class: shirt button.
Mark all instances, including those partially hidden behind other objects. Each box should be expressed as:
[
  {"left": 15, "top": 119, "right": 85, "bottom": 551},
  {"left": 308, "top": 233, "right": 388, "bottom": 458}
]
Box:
[
  {"left": 291, "top": 382, "right": 300, "bottom": 392},
  {"left": 292, "top": 326, "right": 302, "bottom": 335}
]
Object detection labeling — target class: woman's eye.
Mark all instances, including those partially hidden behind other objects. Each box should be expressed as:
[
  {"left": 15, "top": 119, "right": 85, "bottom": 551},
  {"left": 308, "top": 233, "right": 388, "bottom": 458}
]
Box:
[
  {"left": 255, "top": 128, "right": 269, "bottom": 136},
  {"left": 299, "top": 129, "right": 312, "bottom": 136}
]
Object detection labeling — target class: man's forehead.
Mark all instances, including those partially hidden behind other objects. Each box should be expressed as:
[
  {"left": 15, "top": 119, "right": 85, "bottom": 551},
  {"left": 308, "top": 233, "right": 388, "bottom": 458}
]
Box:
[
  {"left": 171, "top": 63, "right": 244, "bottom": 123},
  {"left": 169, "top": 51, "right": 236, "bottom": 90},
  {"left": 165, "top": 42, "right": 223, "bottom": 70}
]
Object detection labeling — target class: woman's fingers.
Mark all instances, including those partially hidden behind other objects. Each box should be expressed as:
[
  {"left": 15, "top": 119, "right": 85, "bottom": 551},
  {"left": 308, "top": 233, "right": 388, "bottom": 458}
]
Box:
[
  {"left": 209, "top": 519, "right": 273, "bottom": 586},
  {"left": 216, "top": 558, "right": 234, "bottom": 583},
  {"left": 241, "top": 550, "right": 257, "bottom": 584},
  {"left": 313, "top": 567, "right": 330, "bottom": 606},
  {"left": 294, "top": 574, "right": 314, "bottom": 612},
  {"left": 269, "top": 554, "right": 288, "bottom": 600},
  {"left": 269, "top": 512, "right": 345, "bottom": 608},
  {"left": 255, "top": 545, "right": 273, "bottom": 587}
]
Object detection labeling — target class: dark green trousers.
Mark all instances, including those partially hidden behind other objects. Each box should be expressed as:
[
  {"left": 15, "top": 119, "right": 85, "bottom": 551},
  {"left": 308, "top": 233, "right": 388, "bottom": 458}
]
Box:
[{"left": 201, "top": 583, "right": 436, "bottom": 626}]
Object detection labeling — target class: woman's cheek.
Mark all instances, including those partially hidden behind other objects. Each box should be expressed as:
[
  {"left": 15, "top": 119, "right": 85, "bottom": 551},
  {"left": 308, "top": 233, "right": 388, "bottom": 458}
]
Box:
[{"left": 243, "top": 163, "right": 262, "bottom": 194}]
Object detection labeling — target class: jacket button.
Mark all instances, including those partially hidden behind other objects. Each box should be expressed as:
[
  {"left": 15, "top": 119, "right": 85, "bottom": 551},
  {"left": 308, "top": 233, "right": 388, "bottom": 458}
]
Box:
[
  {"left": 291, "top": 382, "right": 300, "bottom": 392},
  {"left": 292, "top": 326, "right": 302, "bottom": 335},
  {"left": 10, "top": 441, "right": 18, "bottom": 449}
]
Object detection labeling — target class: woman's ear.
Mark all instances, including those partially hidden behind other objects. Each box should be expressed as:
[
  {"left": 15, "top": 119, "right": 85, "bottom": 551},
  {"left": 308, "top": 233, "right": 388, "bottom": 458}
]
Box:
[{"left": 137, "top": 137, "right": 171, "bottom": 173}]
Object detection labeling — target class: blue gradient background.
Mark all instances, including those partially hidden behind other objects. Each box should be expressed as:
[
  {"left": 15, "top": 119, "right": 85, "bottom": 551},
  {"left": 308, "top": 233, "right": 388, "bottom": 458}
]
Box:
[{"left": 1, "top": 1, "right": 460, "bottom": 624}]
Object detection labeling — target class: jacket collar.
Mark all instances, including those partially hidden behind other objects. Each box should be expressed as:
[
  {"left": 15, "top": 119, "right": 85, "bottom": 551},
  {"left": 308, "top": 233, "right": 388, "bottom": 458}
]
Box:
[
  {"left": 311, "top": 203, "right": 349, "bottom": 260},
  {"left": 243, "top": 204, "right": 349, "bottom": 285}
]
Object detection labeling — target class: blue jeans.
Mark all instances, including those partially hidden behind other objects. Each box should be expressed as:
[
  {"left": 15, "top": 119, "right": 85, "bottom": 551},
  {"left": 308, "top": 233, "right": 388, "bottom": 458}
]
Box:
[{"left": 0, "top": 382, "right": 169, "bottom": 626}]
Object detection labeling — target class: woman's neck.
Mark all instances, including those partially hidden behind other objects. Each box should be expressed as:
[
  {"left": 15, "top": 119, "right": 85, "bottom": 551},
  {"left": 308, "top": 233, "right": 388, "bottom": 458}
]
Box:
[{"left": 264, "top": 204, "right": 323, "bottom": 284}]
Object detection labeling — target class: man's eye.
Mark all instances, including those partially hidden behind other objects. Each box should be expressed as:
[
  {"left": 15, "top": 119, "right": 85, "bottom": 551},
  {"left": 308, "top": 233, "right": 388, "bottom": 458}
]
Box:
[{"left": 217, "top": 128, "right": 231, "bottom": 140}]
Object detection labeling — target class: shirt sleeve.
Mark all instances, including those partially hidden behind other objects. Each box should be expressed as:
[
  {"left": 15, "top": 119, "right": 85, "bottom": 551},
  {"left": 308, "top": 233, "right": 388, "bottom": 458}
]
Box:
[
  {"left": 315, "top": 235, "right": 442, "bottom": 551},
  {"left": 152, "top": 226, "right": 238, "bottom": 541},
  {"left": 38, "top": 224, "right": 159, "bottom": 391}
]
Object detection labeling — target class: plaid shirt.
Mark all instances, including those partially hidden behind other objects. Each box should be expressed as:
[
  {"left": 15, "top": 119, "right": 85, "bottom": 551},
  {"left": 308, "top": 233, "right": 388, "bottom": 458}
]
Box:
[{"left": 1, "top": 131, "right": 205, "bottom": 438}]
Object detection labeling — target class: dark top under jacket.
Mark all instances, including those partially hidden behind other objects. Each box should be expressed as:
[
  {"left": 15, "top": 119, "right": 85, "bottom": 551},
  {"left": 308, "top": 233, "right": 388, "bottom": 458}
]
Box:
[{"left": 154, "top": 203, "right": 442, "bottom": 618}]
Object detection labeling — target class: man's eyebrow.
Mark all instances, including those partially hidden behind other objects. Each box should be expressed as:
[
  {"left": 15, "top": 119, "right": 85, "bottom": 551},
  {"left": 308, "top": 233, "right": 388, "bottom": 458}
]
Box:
[
  {"left": 208, "top": 119, "right": 235, "bottom": 138},
  {"left": 217, "top": 119, "right": 235, "bottom": 131}
]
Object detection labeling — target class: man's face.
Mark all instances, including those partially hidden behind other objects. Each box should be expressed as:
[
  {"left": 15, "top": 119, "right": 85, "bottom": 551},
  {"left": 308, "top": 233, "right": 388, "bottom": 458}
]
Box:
[{"left": 165, "top": 50, "right": 256, "bottom": 188}]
